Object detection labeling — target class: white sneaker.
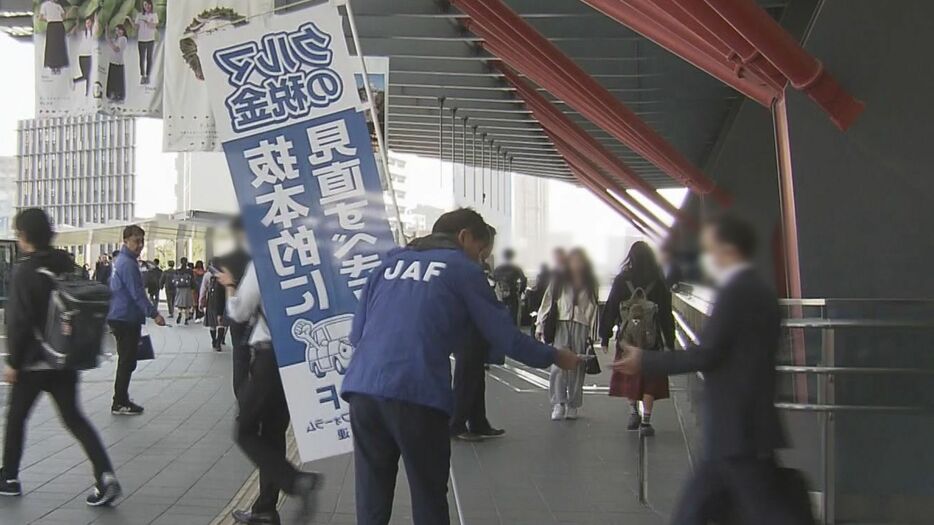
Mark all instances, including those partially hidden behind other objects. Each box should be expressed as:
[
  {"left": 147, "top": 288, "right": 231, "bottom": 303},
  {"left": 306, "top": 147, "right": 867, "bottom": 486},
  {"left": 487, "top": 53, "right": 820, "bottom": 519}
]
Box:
[
  {"left": 551, "top": 405, "right": 565, "bottom": 421},
  {"left": 565, "top": 407, "right": 579, "bottom": 420}
]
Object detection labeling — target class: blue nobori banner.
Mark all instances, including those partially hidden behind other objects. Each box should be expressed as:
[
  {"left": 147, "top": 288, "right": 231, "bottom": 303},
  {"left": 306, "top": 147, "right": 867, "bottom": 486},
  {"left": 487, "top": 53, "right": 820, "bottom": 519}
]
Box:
[{"left": 200, "top": 4, "right": 395, "bottom": 462}]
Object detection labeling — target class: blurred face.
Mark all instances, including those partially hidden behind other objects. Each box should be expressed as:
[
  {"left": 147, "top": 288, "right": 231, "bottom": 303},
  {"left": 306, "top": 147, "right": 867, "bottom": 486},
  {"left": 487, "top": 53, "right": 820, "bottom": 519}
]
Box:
[
  {"left": 700, "top": 226, "right": 739, "bottom": 281},
  {"left": 457, "top": 229, "right": 489, "bottom": 263},
  {"left": 125, "top": 234, "right": 144, "bottom": 257},
  {"left": 552, "top": 249, "right": 567, "bottom": 272},
  {"left": 143, "top": 1, "right": 152, "bottom": 12},
  {"left": 15, "top": 230, "right": 31, "bottom": 253},
  {"left": 568, "top": 252, "right": 586, "bottom": 278}
]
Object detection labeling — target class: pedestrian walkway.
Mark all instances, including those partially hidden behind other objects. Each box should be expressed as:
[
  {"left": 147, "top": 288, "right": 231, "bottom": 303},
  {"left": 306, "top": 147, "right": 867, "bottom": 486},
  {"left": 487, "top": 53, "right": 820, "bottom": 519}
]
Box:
[{"left": 0, "top": 311, "right": 697, "bottom": 524}]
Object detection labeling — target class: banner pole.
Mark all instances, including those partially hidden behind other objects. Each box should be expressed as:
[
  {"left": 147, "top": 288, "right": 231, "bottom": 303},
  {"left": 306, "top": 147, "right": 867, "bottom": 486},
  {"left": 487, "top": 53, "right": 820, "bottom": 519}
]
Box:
[{"left": 339, "top": 0, "right": 406, "bottom": 245}]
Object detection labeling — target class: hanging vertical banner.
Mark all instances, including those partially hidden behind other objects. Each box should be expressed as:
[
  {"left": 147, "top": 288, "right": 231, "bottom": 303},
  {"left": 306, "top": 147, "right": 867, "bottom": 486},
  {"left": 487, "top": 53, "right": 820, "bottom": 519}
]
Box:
[
  {"left": 33, "top": 0, "right": 167, "bottom": 117},
  {"left": 200, "top": 3, "right": 395, "bottom": 462},
  {"left": 162, "top": 0, "right": 273, "bottom": 152}
]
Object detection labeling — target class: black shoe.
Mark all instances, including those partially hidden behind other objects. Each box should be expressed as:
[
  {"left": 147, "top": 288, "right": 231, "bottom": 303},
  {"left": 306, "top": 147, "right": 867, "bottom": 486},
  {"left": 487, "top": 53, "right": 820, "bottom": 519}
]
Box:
[
  {"left": 86, "top": 473, "right": 121, "bottom": 506},
  {"left": 476, "top": 427, "right": 506, "bottom": 438},
  {"left": 0, "top": 471, "right": 22, "bottom": 497},
  {"left": 232, "top": 509, "right": 281, "bottom": 524},
  {"left": 176, "top": 314, "right": 182, "bottom": 324},
  {"left": 453, "top": 432, "right": 484, "bottom": 442},
  {"left": 291, "top": 472, "right": 322, "bottom": 520},
  {"left": 112, "top": 401, "right": 144, "bottom": 416},
  {"left": 639, "top": 423, "right": 655, "bottom": 437},
  {"left": 626, "top": 412, "right": 642, "bottom": 431}
]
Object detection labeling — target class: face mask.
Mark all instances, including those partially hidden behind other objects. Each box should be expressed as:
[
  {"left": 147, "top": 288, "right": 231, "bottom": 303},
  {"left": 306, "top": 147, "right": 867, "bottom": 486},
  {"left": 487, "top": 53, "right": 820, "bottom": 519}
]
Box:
[{"left": 700, "top": 252, "right": 722, "bottom": 284}]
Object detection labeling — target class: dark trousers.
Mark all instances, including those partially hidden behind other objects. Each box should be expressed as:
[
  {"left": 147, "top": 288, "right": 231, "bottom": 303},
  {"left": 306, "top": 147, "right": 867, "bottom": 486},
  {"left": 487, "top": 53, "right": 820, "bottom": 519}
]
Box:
[
  {"left": 165, "top": 289, "right": 176, "bottom": 317},
  {"left": 450, "top": 349, "right": 491, "bottom": 434},
  {"left": 3, "top": 370, "right": 113, "bottom": 482},
  {"left": 229, "top": 322, "right": 251, "bottom": 399},
  {"left": 504, "top": 298, "right": 520, "bottom": 326},
  {"left": 109, "top": 321, "right": 140, "bottom": 406},
  {"left": 148, "top": 288, "right": 159, "bottom": 309},
  {"left": 672, "top": 457, "right": 802, "bottom": 525},
  {"left": 74, "top": 55, "right": 91, "bottom": 95},
  {"left": 138, "top": 41, "right": 154, "bottom": 77},
  {"left": 350, "top": 394, "right": 450, "bottom": 525},
  {"left": 235, "top": 348, "right": 296, "bottom": 513}
]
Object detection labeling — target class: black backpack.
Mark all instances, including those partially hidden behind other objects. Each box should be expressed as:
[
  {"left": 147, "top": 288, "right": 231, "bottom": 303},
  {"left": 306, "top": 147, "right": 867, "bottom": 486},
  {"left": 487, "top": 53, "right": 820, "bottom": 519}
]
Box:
[
  {"left": 173, "top": 270, "right": 192, "bottom": 289},
  {"left": 34, "top": 268, "right": 112, "bottom": 370}
]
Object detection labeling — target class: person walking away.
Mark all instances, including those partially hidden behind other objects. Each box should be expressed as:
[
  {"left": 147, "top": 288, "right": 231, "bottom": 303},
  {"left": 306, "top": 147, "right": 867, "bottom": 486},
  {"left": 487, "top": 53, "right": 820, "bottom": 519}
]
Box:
[
  {"left": 492, "top": 248, "right": 527, "bottom": 325},
  {"left": 193, "top": 261, "right": 206, "bottom": 321},
  {"left": 107, "top": 225, "right": 166, "bottom": 415},
  {"left": 199, "top": 261, "right": 227, "bottom": 351},
  {"left": 133, "top": 0, "right": 158, "bottom": 84},
  {"left": 173, "top": 257, "right": 195, "bottom": 324},
  {"left": 216, "top": 263, "right": 320, "bottom": 524},
  {"left": 0, "top": 209, "right": 122, "bottom": 505},
  {"left": 342, "top": 208, "right": 582, "bottom": 525},
  {"left": 73, "top": 16, "right": 96, "bottom": 96},
  {"left": 146, "top": 258, "right": 163, "bottom": 308},
  {"left": 221, "top": 218, "right": 253, "bottom": 398},
  {"left": 614, "top": 214, "right": 804, "bottom": 524},
  {"left": 600, "top": 241, "right": 674, "bottom": 437},
  {"left": 660, "top": 243, "right": 683, "bottom": 291},
  {"left": 38, "top": 1, "right": 68, "bottom": 75},
  {"left": 451, "top": 226, "right": 505, "bottom": 441},
  {"left": 105, "top": 25, "right": 127, "bottom": 102},
  {"left": 160, "top": 260, "right": 177, "bottom": 319},
  {"left": 93, "top": 254, "right": 111, "bottom": 285},
  {"left": 537, "top": 248, "right": 599, "bottom": 421}
]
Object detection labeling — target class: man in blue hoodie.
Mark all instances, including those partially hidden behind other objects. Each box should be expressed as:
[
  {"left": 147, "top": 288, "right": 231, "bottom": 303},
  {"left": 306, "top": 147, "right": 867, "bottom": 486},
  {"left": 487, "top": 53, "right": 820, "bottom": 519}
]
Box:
[
  {"left": 342, "top": 208, "right": 581, "bottom": 525},
  {"left": 107, "top": 225, "right": 165, "bottom": 415}
]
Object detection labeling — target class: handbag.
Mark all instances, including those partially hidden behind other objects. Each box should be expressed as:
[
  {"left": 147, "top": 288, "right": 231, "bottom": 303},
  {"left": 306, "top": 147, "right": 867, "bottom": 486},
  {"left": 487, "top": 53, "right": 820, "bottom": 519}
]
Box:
[
  {"left": 584, "top": 337, "right": 601, "bottom": 375},
  {"left": 137, "top": 328, "right": 155, "bottom": 361}
]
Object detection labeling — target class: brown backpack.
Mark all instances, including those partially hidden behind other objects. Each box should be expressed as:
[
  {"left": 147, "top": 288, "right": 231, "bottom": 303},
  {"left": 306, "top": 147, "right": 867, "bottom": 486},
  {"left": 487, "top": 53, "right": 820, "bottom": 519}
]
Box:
[{"left": 618, "top": 281, "right": 660, "bottom": 350}]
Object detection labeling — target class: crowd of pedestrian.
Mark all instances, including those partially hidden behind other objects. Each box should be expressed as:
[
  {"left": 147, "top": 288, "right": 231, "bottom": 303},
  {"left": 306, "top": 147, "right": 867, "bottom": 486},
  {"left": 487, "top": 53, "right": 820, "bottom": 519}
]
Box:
[{"left": 0, "top": 206, "right": 808, "bottom": 525}]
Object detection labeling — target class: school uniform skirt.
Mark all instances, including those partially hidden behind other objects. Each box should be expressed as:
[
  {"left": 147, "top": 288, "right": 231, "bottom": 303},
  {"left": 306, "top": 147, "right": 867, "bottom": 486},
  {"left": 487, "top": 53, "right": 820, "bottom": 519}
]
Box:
[
  {"left": 174, "top": 288, "right": 193, "bottom": 309},
  {"left": 609, "top": 341, "right": 670, "bottom": 400},
  {"left": 44, "top": 22, "right": 69, "bottom": 69}
]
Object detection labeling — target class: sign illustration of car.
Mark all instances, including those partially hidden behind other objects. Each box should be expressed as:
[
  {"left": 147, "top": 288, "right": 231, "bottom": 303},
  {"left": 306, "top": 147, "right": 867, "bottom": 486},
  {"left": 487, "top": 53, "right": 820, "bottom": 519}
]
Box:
[{"left": 292, "top": 314, "right": 355, "bottom": 378}]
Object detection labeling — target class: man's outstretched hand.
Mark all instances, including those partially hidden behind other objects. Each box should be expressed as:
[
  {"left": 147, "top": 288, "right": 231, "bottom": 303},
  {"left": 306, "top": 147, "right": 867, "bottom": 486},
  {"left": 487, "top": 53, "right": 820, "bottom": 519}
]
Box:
[
  {"left": 612, "top": 343, "right": 643, "bottom": 375},
  {"left": 554, "top": 348, "right": 585, "bottom": 370}
]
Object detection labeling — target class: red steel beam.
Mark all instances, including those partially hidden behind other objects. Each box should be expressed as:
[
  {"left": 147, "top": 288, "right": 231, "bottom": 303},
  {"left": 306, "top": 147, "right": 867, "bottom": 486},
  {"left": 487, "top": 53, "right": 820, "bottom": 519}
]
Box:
[
  {"left": 662, "top": 0, "right": 787, "bottom": 91},
  {"left": 580, "top": 0, "right": 779, "bottom": 105},
  {"left": 567, "top": 162, "right": 660, "bottom": 240},
  {"left": 545, "top": 129, "right": 669, "bottom": 237},
  {"left": 701, "top": 0, "right": 865, "bottom": 130},
  {"left": 450, "top": 0, "right": 729, "bottom": 203},
  {"left": 498, "top": 65, "right": 682, "bottom": 219}
]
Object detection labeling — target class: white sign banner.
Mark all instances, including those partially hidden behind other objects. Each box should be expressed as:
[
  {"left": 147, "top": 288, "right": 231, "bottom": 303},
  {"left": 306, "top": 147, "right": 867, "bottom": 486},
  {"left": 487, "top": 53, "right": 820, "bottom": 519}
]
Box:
[
  {"left": 162, "top": 0, "right": 273, "bottom": 152},
  {"left": 200, "top": 3, "right": 395, "bottom": 462},
  {"left": 34, "top": 0, "right": 167, "bottom": 117}
]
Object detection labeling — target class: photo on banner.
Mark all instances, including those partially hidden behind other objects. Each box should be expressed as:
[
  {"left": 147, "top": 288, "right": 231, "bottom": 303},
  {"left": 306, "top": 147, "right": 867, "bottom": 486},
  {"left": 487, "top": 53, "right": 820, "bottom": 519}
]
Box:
[
  {"left": 33, "top": 0, "right": 167, "bottom": 117},
  {"left": 200, "top": 4, "right": 396, "bottom": 462},
  {"left": 354, "top": 56, "right": 389, "bottom": 151},
  {"left": 162, "top": 0, "right": 273, "bottom": 152}
]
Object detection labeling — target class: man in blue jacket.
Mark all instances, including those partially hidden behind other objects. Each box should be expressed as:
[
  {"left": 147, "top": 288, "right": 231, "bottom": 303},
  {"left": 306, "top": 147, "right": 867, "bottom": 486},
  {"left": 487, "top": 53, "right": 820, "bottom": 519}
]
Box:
[
  {"left": 107, "top": 225, "right": 165, "bottom": 415},
  {"left": 342, "top": 208, "right": 581, "bottom": 525}
]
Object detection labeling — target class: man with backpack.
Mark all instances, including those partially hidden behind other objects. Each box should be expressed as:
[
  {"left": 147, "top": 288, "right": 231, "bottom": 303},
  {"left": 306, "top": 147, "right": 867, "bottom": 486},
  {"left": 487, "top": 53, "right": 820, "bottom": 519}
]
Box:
[
  {"left": 0, "top": 209, "right": 122, "bottom": 506},
  {"left": 492, "top": 248, "right": 528, "bottom": 325},
  {"left": 107, "top": 225, "right": 166, "bottom": 416},
  {"left": 145, "top": 258, "right": 163, "bottom": 308},
  {"left": 160, "top": 260, "right": 177, "bottom": 318}
]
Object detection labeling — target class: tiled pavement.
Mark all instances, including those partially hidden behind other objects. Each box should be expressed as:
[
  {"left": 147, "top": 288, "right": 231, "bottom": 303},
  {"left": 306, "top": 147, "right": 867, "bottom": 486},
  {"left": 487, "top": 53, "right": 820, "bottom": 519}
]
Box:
[{"left": 0, "top": 309, "right": 695, "bottom": 525}]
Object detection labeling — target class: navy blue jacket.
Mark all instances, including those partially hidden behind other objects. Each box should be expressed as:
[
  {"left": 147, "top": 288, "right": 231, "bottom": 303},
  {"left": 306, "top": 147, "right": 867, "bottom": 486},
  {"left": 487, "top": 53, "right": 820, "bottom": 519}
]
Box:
[
  {"left": 342, "top": 235, "right": 556, "bottom": 414},
  {"left": 107, "top": 246, "right": 158, "bottom": 325}
]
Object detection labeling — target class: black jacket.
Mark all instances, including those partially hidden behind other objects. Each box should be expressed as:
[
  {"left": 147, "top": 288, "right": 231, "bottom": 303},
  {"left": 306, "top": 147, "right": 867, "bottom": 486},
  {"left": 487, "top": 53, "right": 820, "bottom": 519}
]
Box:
[
  {"left": 641, "top": 268, "right": 786, "bottom": 459},
  {"left": 600, "top": 268, "right": 675, "bottom": 348},
  {"left": 6, "top": 249, "right": 75, "bottom": 370}
]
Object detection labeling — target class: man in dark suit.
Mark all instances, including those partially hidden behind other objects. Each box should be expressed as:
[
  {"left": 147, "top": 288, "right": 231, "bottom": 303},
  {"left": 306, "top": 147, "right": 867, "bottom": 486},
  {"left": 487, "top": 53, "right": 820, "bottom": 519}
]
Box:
[{"left": 614, "top": 214, "right": 799, "bottom": 525}]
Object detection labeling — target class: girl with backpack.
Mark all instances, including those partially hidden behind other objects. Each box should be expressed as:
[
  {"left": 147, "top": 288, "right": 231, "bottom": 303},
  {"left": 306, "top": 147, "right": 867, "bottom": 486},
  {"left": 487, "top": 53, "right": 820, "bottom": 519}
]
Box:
[
  {"left": 536, "top": 248, "right": 599, "bottom": 421},
  {"left": 600, "top": 241, "right": 675, "bottom": 436}
]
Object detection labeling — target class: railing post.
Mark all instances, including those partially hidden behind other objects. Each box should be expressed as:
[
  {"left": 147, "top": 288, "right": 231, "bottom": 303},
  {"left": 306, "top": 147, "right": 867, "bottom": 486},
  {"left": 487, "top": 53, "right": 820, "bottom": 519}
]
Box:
[{"left": 820, "top": 327, "right": 837, "bottom": 524}]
